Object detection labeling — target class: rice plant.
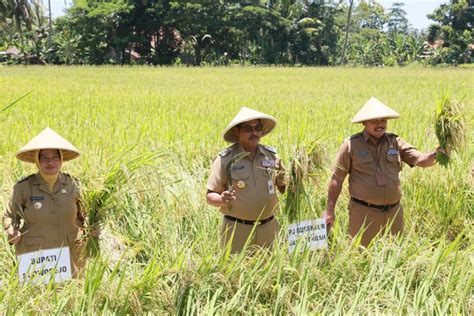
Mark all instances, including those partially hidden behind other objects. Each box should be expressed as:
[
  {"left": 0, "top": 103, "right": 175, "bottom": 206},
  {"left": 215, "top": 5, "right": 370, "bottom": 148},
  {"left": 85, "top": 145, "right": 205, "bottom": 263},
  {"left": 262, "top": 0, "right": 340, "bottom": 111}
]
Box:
[
  {"left": 434, "top": 92, "right": 467, "bottom": 166},
  {"left": 83, "top": 149, "right": 160, "bottom": 257},
  {"left": 0, "top": 66, "right": 472, "bottom": 314},
  {"left": 284, "top": 141, "right": 326, "bottom": 222},
  {"left": 1, "top": 92, "right": 31, "bottom": 112}
]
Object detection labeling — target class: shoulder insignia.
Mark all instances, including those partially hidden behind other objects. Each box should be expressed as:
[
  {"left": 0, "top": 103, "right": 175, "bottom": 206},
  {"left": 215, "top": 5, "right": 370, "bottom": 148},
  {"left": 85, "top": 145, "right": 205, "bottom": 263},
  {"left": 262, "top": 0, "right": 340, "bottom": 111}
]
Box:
[
  {"left": 262, "top": 145, "right": 277, "bottom": 154},
  {"left": 349, "top": 132, "right": 363, "bottom": 140},
  {"left": 17, "top": 174, "right": 34, "bottom": 184},
  {"left": 63, "top": 173, "right": 81, "bottom": 184},
  {"left": 62, "top": 172, "right": 74, "bottom": 179},
  {"left": 219, "top": 145, "right": 234, "bottom": 157}
]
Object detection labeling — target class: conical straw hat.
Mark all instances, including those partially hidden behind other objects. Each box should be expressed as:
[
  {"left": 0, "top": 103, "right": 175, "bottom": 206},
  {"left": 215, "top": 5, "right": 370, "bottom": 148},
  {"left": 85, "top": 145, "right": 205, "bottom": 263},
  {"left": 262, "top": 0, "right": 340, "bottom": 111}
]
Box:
[
  {"left": 351, "top": 97, "right": 400, "bottom": 123},
  {"left": 16, "top": 127, "right": 80, "bottom": 163},
  {"left": 223, "top": 107, "right": 277, "bottom": 143}
]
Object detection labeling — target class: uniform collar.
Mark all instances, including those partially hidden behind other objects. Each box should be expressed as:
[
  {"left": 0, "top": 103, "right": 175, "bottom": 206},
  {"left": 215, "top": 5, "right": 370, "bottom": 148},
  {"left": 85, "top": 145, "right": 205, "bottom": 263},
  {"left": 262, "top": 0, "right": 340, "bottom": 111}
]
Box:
[
  {"left": 235, "top": 143, "right": 265, "bottom": 158},
  {"left": 32, "top": 172, "right": 67, "bottom": 194},
  {"left": 33, "top": 172, "right": 67, "bottom": 184},
  {"left": 362, "top": 130, "right": 388, "bottom": 145},
  {"left": 256, "top": 144, "right": 266, "bottom": 157},
  {"left": 58, "top": 173, "right": 68, "bottom": 184}
]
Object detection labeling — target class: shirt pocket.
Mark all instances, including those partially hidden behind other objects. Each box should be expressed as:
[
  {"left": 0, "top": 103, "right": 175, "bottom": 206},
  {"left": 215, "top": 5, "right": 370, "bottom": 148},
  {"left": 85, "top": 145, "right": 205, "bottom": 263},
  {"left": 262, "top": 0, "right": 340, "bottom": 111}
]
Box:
[
  {"left": 24, "top": 200, "right": 47, "bottom": 224},
  {"left": 24, "top": 236, "right": 45, "bottom": 247},
  {"left": 55, "top": 192, "right": 77, "bottom": 219},
  {"left": 386, "top": 154, "right": 401, "bottom": 172},
  {"left": 353, "top": 155, "right": 375, "bottom": 172},
  {"left": 231, "top": 169, "right": 250, "bottom": 190}
]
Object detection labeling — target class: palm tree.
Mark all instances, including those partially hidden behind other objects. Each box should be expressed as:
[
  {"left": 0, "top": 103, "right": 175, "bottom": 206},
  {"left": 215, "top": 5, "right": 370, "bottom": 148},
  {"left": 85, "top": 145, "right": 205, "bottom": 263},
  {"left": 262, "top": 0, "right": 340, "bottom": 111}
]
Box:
[
  {"left": 0, "top": 0, "right": 41, "bottom": 45},
  {"left": 340, "top": 0, "right": 354, "bottom": 65}
]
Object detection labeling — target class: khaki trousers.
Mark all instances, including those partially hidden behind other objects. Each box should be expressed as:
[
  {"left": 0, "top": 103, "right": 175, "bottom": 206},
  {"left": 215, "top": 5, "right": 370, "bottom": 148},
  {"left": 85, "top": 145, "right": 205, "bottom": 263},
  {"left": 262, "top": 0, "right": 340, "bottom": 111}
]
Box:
[
  {"left": 348, "top": 199, "right": 404, "bottom": 248},
  {"left": 220, "top": 217, "right": 280, "bottom": 253}
]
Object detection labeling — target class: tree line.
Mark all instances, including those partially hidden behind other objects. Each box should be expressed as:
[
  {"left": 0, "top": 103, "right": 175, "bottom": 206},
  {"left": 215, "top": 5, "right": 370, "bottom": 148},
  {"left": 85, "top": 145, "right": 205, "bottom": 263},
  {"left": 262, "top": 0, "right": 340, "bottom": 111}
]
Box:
[{"left": 0, "top": 0, "right": 472, "bottom": 66}]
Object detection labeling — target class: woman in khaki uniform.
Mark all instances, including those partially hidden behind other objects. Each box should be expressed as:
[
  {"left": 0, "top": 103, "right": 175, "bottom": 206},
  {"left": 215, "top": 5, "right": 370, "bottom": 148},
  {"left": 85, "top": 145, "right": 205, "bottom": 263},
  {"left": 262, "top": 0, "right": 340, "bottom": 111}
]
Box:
[{"left": 3, "top": 127, "right": 86, "bottom": 277}]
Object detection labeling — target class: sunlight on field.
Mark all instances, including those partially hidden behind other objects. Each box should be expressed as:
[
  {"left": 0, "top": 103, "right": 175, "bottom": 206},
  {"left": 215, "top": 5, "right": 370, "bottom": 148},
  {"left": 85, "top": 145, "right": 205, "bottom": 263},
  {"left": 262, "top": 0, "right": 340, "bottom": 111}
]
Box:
[{"left": 0, "top": 66, "right": 473, "bottom": 313}]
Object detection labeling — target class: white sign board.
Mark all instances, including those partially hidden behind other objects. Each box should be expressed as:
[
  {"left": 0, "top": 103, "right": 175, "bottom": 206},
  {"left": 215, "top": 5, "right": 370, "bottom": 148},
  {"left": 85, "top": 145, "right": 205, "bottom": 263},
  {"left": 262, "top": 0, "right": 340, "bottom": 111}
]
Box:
[
  {"left": 17, "top": 247, "right": 72, "bottom": 284},
  {"left": 288, "top": 219, "right": 327, "bottom": 253}
]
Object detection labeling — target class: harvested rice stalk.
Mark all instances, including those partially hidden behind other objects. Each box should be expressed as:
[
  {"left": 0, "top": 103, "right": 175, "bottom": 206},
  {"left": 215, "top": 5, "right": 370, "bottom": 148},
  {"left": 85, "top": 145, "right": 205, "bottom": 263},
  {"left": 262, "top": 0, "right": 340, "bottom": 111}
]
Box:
[
  {"left": 284, "top": 142, "right": 323, "bottom": 222},
  {"left": 284, "top": 147, "right": 307, "bottom": 222},
  {"left": 434, "top": 93, "right": 467, "bottom": 166},
  {"left": 306, "top": 141, "right": 326, "bottom": 174},
  {"left": 84, "top": 151, "right": 158, "bottom": 257},
  {"left": 283, "top": 141, "right": 324, "bottom": 222}
]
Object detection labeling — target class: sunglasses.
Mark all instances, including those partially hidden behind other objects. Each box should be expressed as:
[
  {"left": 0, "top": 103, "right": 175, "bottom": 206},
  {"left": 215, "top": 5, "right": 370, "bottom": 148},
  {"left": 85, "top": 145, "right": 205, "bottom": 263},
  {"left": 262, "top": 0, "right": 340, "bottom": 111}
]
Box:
[{"left": 238, "top": 124, "right": 264, "bottom": 133}]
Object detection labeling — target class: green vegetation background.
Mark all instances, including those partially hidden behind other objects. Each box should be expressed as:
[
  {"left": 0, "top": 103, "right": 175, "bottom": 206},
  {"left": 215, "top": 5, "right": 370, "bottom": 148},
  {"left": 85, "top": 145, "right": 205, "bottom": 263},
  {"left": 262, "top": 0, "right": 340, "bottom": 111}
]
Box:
[{"left": 2, "top": 1, "right": 473, "bottom": 66}]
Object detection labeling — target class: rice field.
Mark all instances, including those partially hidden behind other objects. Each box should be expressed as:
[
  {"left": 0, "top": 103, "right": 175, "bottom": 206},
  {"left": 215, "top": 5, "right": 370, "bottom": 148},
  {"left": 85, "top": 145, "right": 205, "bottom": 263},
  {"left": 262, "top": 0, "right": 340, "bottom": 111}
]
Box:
[{"left": 0, "top": 66, "right": 473, "bottom": 314}]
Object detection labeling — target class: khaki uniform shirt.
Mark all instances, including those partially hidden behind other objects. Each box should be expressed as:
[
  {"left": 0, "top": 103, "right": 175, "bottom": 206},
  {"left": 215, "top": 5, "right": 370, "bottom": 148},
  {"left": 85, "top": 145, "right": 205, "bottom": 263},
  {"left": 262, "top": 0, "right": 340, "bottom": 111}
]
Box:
[
  {"left": 207, "top": 143, "right": 286, "bottom": 221},
  {"left": 3, "top": 172, "right": 84, "bottom": 256},
  {"left": 332, "top": 131, "right": 423, "bottom": 205}
]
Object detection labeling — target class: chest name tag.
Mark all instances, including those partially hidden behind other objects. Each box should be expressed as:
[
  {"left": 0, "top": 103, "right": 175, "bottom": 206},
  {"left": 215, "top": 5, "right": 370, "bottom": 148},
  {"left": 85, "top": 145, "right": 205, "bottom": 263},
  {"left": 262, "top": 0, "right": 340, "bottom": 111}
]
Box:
[
  {"left": 387, "top": 149, "right": 399, "bottom": 155},
  {"left": 262, "top": 159, "right": 276, "bottom": 167},
  {"left": 357, "top": 151, "right": 369, "bottom": 158},
  {"left": 30, "top": 196, "right": 44, "bottom": 201},
  {"left": 232, "top": 165, "right": 244, "bottom": 170}
]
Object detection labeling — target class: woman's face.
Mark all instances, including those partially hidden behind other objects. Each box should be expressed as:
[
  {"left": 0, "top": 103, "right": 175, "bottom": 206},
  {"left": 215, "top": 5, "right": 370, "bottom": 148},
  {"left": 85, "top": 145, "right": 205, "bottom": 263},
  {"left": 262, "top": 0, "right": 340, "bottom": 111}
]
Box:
[{"left": 38, "top": 149, "right": 62, "bottom": 175}]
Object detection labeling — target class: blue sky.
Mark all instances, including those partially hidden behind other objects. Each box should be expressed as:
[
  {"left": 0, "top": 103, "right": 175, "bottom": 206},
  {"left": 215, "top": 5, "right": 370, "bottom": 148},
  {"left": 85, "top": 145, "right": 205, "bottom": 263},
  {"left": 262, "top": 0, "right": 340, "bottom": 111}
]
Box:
[
  {"left": 378, "top": 0, "right": 446, "bottom": 29},
  {"left": 49, "top": 0, "right": 446, "bottom": 30}
]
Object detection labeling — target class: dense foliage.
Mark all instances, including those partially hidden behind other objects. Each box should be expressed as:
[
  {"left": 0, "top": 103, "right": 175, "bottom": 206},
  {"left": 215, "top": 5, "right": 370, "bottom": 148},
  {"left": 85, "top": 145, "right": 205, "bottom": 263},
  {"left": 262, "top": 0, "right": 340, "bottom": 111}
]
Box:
[{"left": 0, "top": 1, "right": 473, "bottom": 65}]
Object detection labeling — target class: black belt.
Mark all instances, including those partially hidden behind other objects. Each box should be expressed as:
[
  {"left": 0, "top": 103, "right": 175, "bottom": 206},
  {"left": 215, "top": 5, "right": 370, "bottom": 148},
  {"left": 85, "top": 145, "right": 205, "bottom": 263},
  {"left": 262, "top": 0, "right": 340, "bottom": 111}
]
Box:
[
  {"left": 351, "top": 197, "right": 399, "bottom": 211},
  {"left": 224, "top": 215, "right": 274, "bottom": 226}
]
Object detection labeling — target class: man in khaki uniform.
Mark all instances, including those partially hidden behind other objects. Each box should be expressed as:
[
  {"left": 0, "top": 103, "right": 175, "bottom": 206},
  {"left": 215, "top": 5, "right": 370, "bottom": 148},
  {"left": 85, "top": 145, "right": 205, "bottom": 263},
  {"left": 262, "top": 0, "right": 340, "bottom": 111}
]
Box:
[
  {"left": 323, "top": 97, "right": 443, "bottom": 247},
  {"left": 206, "top": 107, "right": 286, "bottom": 253},
  {"left": 3, "top": 127, "right": 86, "bottom": 277}
]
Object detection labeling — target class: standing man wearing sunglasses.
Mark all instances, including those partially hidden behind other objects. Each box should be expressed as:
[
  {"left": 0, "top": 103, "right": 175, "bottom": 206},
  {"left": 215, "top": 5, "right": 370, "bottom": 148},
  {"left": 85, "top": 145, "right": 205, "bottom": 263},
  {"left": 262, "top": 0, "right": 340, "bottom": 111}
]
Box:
[{"left": 206, "top": 107, "right": 287, "bottom": 253}]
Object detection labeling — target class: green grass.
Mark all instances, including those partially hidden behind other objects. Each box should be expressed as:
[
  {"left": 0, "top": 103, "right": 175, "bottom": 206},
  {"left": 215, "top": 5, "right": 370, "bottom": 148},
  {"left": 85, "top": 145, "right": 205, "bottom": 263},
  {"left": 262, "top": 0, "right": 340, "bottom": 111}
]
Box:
[{"left": 0, "top": 66, "right": 473, "bottom": 314}]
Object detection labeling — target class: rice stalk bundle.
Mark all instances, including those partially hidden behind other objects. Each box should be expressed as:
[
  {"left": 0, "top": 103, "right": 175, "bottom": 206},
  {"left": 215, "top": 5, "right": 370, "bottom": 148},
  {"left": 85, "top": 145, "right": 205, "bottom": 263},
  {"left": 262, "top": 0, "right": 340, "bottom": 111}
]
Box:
[
  {"left": 434, "top": 93, "right": 467, "bottom": 166},
  {"left": 283, "top": 140, "right": 326, "bottom": 222},
  {"left": 84, "top": 150, "right": 158, "bottom": 257},
  {"left": 284, "top": 145, "right": 310, "bottom": 222},
  {"left": 306, "top": 141, "right": 326, "bottom": 175}
]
